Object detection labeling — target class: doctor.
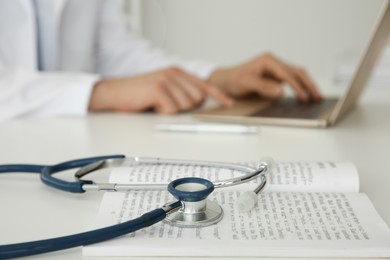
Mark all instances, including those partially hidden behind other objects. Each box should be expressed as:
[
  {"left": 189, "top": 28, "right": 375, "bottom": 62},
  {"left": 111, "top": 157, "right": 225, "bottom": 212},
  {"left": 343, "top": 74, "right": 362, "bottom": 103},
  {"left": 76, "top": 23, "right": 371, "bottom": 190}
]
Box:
[{"left": 0, "top": 0, "right": 321, "bottom": 120}]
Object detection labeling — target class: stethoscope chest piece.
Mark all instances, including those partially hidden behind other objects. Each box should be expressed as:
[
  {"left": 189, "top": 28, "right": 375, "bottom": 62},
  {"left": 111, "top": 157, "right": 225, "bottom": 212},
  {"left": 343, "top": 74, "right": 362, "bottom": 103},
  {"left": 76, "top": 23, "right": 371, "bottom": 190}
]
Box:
[{"left": 164, "top": 177, "right": 223, "bottom": 228}]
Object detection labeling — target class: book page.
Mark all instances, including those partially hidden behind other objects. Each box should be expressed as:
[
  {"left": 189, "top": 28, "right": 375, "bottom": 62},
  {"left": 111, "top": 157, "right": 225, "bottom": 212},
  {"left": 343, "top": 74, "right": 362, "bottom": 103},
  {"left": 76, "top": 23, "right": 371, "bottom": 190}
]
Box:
[
  {"left": 109, "top": 161, "right": 359, "bottom": 193},
  {"left": 84, "top": 191, "right": 390, "bottom": 257},
  {"left": 267, "top": 161, "right": 359, "bottom": 192}
]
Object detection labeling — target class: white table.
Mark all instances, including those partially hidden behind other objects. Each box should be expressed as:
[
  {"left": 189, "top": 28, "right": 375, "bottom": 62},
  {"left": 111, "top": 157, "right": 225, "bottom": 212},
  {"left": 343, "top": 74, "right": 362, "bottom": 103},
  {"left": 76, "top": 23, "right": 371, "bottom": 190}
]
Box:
[{"left": 0, "top": 87, "right": 389, "bottom": 260}]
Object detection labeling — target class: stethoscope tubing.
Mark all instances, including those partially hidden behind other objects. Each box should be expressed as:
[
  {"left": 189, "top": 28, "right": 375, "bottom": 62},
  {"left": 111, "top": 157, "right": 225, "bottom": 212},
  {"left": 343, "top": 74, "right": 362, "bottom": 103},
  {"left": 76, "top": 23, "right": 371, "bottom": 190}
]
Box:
[
  {"left": 40, "top": 155, "right": 124, "bottom": 192},
  {"left": 0, "top": 164, "right": 45, "bottom": 174},
  {"left": 0, "top": 206, "right": 174, "bottom": 260},
  {"left": 0, "top": 155, "right": 125, "bottom": 193}
]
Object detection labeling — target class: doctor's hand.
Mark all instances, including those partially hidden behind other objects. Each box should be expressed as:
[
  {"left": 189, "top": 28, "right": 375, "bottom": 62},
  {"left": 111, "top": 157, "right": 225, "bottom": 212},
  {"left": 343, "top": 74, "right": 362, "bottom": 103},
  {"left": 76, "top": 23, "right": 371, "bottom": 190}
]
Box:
[
  {"left": 88, "top": 67, "right": 234, "bottom": 114},
  {"left": 207, "top": 53, "right": 322, "bottom": 102}
]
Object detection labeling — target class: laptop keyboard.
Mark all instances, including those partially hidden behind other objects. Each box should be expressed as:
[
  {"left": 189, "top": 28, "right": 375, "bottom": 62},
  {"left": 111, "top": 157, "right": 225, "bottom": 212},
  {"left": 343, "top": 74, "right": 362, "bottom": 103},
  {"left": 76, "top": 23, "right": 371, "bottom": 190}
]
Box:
[{"left": 250, "top": 98, "right": 339, "bottom": 119}]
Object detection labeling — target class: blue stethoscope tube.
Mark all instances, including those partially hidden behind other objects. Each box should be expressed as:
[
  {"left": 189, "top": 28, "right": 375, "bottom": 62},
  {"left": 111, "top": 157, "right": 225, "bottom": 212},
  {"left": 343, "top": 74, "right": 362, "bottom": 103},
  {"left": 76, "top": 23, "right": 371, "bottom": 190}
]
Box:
[
  {"left": 0, "top": 204, "right": 179, "bottom": 259},
  {"left": 0, "top": 155, "right": 125, "bottom": 193}
]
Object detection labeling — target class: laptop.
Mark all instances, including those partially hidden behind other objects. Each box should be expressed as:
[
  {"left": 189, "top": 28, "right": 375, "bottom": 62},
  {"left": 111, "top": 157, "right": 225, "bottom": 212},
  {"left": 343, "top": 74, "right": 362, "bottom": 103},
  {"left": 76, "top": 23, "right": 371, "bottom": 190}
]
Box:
[{"left": 196, "top": 1, "right": 390, "bottom": 128}]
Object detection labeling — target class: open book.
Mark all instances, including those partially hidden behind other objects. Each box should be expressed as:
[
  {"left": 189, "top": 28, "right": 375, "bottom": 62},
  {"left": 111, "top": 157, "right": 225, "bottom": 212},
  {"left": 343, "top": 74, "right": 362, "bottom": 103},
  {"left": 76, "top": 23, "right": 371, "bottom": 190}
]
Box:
[{"left": 83, "top": 161, "right": 390, "bottom": 257}]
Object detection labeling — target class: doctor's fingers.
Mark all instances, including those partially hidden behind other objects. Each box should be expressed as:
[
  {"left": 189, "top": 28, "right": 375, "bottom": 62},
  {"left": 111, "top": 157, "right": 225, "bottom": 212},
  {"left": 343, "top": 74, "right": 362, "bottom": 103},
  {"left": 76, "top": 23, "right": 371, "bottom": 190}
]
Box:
[
  {"left": 155, "top": 68, "right": 234, "bottom": 111},
  {"left": 151, "top": 85, "right": 180, "bottom": 114},
  {"left": 164, "top": 81, "right": 201, "bottom": 112},
  {"left": 286, "top": 65, "right": 322, "bottom": 101},
  {"left": 182, "top": 71, "right": 234, "bottom": 108},
  {"left": 260, "top": 55, "right": 311, "bottom": 102},
  {"left": 161, "top": 70, "right": 213, "bottom": 112},
  {"left": 166, "top": 69, "right": 209, "bottom": 107},
  {"left": 242, "top": 76, "right": 284, "bottom": 99},
  {"left": 151, "top": 77, "right": 204, "bottom": 114}
]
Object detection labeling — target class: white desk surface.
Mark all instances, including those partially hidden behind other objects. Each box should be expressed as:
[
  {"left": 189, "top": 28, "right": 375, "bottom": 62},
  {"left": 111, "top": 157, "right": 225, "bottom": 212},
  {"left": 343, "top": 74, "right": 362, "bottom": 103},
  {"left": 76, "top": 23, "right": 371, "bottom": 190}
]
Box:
[{"left": 0, "top": 87, "right": 389, "bottom": 260}]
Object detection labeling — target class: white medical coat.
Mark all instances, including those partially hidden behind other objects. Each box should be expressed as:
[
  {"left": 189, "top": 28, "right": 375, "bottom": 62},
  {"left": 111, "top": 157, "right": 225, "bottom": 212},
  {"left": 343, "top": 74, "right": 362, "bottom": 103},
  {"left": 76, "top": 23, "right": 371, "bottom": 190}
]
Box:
[{"left": 0, "top": 0, "right": 214, "bottom": 119}]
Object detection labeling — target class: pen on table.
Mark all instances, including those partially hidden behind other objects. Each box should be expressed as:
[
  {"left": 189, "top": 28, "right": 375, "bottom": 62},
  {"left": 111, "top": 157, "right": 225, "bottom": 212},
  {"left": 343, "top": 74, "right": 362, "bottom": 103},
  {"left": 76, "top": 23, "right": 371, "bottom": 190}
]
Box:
[{"left": 155, "top": 123, "right": 260, "bottom": 134}]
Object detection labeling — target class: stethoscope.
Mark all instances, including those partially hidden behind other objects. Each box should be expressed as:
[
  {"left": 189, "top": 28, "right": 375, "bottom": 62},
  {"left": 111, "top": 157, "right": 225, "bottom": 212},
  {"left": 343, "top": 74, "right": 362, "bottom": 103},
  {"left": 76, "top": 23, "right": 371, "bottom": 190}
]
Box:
[{"left": 0, "top": 154, "right": 273, "bottom": 259}]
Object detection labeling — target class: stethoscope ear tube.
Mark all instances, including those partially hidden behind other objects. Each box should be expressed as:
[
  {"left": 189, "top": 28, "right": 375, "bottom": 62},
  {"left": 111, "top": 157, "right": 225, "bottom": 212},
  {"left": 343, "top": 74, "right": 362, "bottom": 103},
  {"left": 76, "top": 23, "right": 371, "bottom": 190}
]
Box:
[
  {"left": 40, "top": 165, "right": 93, "bottom": 193},
  {"left": 0, "top": 155, "right": 126, "bottom": 193},
  {"left": 0, "top": 164, "right": 45, "bottom": 174},
  {"left": 40, "top": 155, "right": 125, "bottom": 193},
  {"left": 0, "top": 207, "right": 167, "bottom": 260}
]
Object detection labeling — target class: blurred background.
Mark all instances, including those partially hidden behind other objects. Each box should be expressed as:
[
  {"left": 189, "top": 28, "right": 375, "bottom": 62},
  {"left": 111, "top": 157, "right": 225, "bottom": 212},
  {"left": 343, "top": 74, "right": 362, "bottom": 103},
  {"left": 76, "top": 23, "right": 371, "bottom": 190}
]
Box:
[{"left": 127, "top": 0, "right": 389, "bottom": 90}]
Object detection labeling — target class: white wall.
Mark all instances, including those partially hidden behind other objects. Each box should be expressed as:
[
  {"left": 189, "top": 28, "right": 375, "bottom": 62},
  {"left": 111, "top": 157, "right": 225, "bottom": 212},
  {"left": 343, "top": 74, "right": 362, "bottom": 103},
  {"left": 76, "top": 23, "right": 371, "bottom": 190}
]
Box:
[{"left": 139, "top": 0, "right": 386, "bottom": 87}]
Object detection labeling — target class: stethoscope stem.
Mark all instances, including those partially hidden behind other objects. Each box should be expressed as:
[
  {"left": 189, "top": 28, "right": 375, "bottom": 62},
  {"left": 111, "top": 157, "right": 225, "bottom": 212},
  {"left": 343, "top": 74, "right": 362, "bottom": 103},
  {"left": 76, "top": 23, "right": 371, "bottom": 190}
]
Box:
[
  {"left": 82, "top": 183, "right": 167, "bottom": 191},
  {"left": 254, "top": 175, "right": 267, "bottom": 194}
]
